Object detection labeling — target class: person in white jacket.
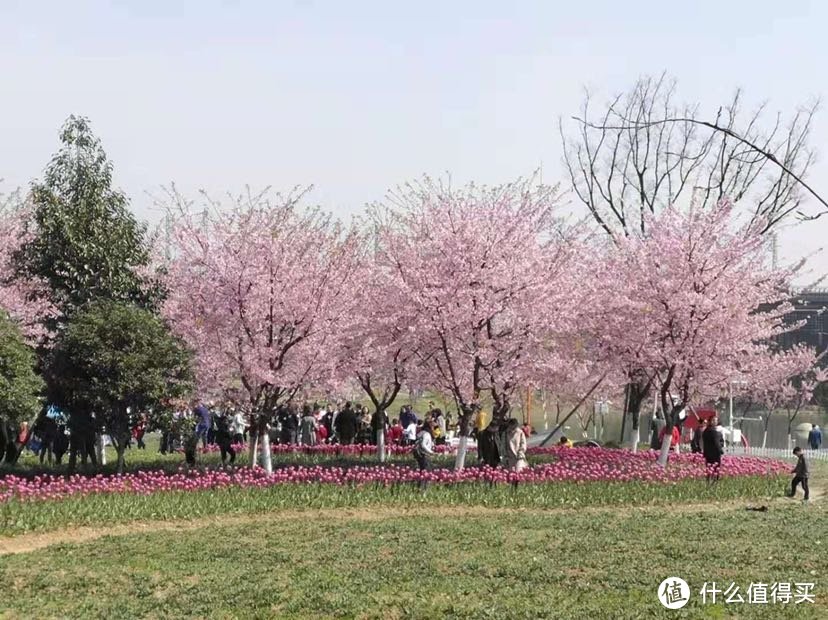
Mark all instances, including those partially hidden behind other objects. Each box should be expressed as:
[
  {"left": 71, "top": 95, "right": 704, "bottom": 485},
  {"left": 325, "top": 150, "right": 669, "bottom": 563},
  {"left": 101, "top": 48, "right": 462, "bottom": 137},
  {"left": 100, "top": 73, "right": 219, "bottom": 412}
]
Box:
[
  {"left": 412, "top": 420, "right": 435, "bottom": 490},
  {"left": 413, "top": 421, "right": 435, "bottom": 467},
  {"left": 230, "top": 409, "right": 247, "bottom": 444},
  {"left": 504, "top": 418, "right": 528, "bottom": 472}
]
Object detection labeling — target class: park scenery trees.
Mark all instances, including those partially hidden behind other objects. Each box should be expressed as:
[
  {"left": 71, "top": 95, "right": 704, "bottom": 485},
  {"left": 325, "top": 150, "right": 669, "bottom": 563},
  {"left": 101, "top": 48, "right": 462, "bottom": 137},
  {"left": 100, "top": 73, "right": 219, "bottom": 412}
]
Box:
[
  {"left": 47, "top": 300, "right": 192, "bottom": 474},
  {"left": 0, "top": 313, "right": 44, "bottom": 464},
  {"left": 372, "top": 177, "right": 589, "bottom": 468},
  {"left": 596, "top": 199, "right": 812, "bottom": 465},
  {"left": 1, "top": 76, "right": 827, "bottom": 618},
  {"left": 162, "top": 188, "right": 364, "bottom": 472}
]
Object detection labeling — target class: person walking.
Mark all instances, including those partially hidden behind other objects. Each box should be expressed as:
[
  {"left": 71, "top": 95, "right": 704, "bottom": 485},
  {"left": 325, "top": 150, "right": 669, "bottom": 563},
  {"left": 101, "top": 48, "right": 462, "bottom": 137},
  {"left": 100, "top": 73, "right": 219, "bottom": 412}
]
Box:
[
  {"left": 214, "top": 410, "right": 236, "bottom": 465},
  {"left": 808, "top": 424, "right": 822, "bottom": 451},
  {"left": 432, "top": 409, "right": 447, "bottom": 446},
  {"left": 230, "top": 408, "right": 247, "bottom": 445},
  {"left": 278, "top": 405, "right": 299, "bottom": 445},
  {"left": 477, "top": 420, "right": 501, "bottom": 467},
  {"left": 690, "top": 419, "right": 707, "bottom": 454},
  {"left": 503, "top": 418, "right": 528, "bottom": 472},
  {"left": 473, "top": 408, "right": 489, "bottom": 440},
  {"left": 335, "top": 402, "right": 358, "bottom": 445},
  {"left": 388, "top": 419, "right": 403, "bottom": 445},
  {"left": 300, "top": 405, "right": 318, "bottom": 446},
  {"left": 193, "top": 402, "right": 211, "bottom": 450},
  {"left": 133, "top": 413, "right": 147, "bottom": 450},
  {"left": 402, "top": 417, "right": 418, "bottom": 447},
  {"left": 413, "top": 420, "right": 435, "bottom": 489},
  {"left": 701, "top": 416, "right": 724, "bottom": 483},
  {"left": 788, "top": 446, "right": 810, "bottom": 502},
  {"left": 650, "top": 413, "right": 665, "bottom": 450},
  {"left": 399, "top": 405, "right": 417, "bottom": 431}
]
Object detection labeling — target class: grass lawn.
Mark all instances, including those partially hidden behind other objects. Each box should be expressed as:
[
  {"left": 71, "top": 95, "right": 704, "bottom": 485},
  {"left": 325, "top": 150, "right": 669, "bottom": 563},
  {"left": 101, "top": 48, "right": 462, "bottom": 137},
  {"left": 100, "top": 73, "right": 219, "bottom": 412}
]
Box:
[
  {"left": 0, "top": 500, "right": 825, "bottom": 619},
  {"left": 0, "top": 455, "right": 823, "bottom": 618}
]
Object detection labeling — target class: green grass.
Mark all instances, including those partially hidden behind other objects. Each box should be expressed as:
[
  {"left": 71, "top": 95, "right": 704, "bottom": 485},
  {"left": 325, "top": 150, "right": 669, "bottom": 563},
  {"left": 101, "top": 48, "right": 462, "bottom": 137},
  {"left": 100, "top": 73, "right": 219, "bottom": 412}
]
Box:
[
  {"left": 1, "top": 449, "right": 822, "bottom": 618},
  {"left": 0, "top": 501, "right": 824, "bottom": 619}
]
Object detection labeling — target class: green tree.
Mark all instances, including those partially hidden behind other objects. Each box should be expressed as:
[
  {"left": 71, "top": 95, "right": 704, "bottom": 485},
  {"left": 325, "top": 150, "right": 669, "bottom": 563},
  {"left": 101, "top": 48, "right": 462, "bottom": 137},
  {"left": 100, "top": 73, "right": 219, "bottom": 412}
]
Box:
[
  {"left": 49, "top": 300, "right": 192, "bottom": 473},
  {"left": 0, "top": 312, "right": 44, "bottom": 463},
  {"left": 17, "top": 115, "right": 161, "bottom": 323}
]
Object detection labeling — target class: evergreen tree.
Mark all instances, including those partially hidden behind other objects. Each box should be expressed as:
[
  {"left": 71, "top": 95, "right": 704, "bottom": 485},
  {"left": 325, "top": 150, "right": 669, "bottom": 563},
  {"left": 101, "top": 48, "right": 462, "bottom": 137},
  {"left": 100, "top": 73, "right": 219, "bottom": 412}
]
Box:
[
  {"left": 49, "top": 300, "right": 192, "bottom": 473},
  {"left": 17, "top": 115, "right": 161, "bottom": 324}
]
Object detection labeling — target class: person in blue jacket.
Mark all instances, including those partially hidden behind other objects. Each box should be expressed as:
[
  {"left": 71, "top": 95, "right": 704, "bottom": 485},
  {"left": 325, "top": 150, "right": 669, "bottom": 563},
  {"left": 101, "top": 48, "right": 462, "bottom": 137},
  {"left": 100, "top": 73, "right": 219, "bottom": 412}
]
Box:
[{"left": 808, "top": 424, "right": 822, "bottom": 451}]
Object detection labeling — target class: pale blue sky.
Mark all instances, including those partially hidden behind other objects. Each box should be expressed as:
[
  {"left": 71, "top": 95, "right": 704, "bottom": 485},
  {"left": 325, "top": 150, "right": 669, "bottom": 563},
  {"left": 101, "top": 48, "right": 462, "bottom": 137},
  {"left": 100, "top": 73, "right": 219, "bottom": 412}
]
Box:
[{"left": 1, "top": 0, "right": 827, "bottom": 274}]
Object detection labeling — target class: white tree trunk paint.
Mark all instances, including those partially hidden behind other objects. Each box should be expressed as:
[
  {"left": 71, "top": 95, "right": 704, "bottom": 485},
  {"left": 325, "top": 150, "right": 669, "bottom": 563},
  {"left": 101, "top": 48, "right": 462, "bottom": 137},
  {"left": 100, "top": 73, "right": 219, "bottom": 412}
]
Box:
[
  {"left": 248, "top": 432, "right": 259, "bottom": 468},
  {"left": 260, "top": 431, "right": 272, "bottom": 475},
  {"left": 454, "top": 436, "right": 468, "bottom": 471},
  {"left": 377, "top": 429, "right": 386, "bottom": 463},
  {"left": 657, "top": 433, "right": 672, "bottom": 467}
]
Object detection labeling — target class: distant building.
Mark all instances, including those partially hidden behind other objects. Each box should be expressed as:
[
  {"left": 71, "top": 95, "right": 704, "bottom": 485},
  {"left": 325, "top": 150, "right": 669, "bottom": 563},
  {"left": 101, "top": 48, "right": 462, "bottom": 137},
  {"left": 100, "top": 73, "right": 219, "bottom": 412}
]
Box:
[{"left": 777, "top": 289, "right": 828, "bottom": 353}]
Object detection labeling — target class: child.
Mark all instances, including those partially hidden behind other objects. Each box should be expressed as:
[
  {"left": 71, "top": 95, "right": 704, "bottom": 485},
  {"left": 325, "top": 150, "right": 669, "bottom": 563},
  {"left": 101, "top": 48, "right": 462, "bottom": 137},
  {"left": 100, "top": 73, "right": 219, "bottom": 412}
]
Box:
[{"left": 789, "top": 446, "right": 810, "bottom": 502}]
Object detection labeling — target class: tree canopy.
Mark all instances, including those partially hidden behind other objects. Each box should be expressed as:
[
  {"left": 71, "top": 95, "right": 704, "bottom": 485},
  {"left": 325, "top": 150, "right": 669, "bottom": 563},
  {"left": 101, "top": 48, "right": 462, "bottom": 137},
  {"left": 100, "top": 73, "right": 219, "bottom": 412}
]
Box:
[
  {"left": 48, "top": 300, "right": 192, "bottom": 472},
  {"left": 0, "top": 311, "right": 44, "bottom": 426},
  {"left": 16, "top": 115, "right": 161, "bottom": 322}
]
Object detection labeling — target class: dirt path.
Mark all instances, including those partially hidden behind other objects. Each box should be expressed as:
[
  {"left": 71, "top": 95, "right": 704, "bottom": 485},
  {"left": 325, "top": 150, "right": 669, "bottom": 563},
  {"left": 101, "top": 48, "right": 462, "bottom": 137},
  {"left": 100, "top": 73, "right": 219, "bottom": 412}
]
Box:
[{"left": 4, "top": 496, "right": 820, "bottom": 557}]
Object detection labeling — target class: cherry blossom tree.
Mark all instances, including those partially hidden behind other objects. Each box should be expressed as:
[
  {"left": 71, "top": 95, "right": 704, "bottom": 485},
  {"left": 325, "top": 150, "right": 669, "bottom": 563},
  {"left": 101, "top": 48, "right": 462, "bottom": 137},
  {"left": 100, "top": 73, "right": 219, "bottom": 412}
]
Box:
[
  {"left": 598, "top": 200, "right": 804, "bottom": 465},
  {"left": 333, "top": 257, "right": 421, "bottom": 461},
  {"left": 746, "top": 346, "right": 826, "bottom": 447},
  {"left": 0, "top": 190, "right": 56, "bottom": 342},
  {"left": 162, "top": 187, "right": 364, "bottom": 473},
  {"left": 374, "top": 177, "right": 586, "bottom": 469}
]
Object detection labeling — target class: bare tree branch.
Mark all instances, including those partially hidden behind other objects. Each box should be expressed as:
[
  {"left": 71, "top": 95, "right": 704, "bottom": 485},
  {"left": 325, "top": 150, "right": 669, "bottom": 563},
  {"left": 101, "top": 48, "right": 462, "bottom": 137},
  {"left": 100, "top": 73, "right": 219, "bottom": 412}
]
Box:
[{"left": 561, "top": 75, "right": 822, "bottom": 235}]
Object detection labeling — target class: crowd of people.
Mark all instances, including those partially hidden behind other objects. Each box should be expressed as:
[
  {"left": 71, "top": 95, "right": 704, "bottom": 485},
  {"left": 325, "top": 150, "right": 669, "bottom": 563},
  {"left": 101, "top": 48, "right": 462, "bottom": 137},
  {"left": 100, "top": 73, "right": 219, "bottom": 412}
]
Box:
[
  {"left": 152, "top": 399, "right": 539, "bottom": 473},
  {"left": 11, "top": 399, "right": 820, "bottom": 499}
]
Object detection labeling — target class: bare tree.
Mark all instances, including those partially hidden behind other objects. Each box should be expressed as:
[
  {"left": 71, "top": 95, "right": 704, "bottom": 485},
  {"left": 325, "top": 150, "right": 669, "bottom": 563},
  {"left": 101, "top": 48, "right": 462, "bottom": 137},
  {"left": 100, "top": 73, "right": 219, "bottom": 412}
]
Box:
[{"left": 561, "top": 73, "right": 819, "bottom": 236}]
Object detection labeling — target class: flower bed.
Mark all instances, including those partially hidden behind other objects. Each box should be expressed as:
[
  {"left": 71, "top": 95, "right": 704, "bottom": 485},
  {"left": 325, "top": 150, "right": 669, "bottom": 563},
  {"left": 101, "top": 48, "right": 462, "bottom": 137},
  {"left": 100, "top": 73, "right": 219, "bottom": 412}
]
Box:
[{"left": 0, "top": 447, "right": 788, "bottom": 505}]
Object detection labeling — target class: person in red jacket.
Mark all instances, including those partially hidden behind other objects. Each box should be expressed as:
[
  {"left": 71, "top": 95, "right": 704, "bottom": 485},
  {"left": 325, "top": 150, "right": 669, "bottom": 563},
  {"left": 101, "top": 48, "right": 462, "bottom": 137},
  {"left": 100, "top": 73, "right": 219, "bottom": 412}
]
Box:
[
  {"left": 387, "top": 419, "right": 403, "bottom": 445},
  {"left": 659, "top": 424, "right": 680, "bottom": 449},
  {"left": 316, "top": 422, "right": 329, "bottom": 444}
]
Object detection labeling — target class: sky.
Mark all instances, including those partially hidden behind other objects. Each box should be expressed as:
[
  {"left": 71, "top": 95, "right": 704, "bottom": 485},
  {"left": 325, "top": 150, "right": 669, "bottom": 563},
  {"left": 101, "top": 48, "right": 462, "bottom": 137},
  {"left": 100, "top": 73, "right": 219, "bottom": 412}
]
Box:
[{"left": 1, "top": 0, "right": 827, "bottom": 280}]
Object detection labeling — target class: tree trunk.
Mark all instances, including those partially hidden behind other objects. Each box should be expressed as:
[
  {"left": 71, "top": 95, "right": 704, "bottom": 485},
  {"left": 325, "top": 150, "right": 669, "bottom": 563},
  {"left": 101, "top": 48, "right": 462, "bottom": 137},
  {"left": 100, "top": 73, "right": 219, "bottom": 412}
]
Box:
[
  {"left": 657, "top": 432, "right": 672, "bottom": 467},
  {"left": 377, "top": 427, "right": 386, "bottom": 463},
  {"left": 248, "top": 415, "right": 259, "bottom": 468},
  {"left": 260, "top": 429, "right": 272, "bottom": 475},
  {"left": 454, "top": 405, "right": 476, "bottom": 471},
  {"left": 115, "top": 445, "right": 126, "bottom": 474},
  {"left": 97, "top": 434, "right": 106, "bottom": 466},
  {"left": 454, "top": 436, "right": 469, "bottom": 471},
  {"left": 625, "top": 379, "right": 649, "bottom": 451},
  {"left": 619, "top": 384, "right": 629, "bottom": 444}
]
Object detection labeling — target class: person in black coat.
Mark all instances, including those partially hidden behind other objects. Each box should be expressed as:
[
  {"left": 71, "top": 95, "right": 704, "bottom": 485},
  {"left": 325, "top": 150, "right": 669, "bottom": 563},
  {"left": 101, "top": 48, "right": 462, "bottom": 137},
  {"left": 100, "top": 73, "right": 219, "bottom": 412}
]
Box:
[
  {"left": 214, "top": 410, "right": 236, "bottom": 465},
  {"left": 278, "top": 405, "right": 299, "bottom": 445},
  {"left": 335, "top": 402, "right": 358, "bottom": 445},
  {"left": 477, "top": 421, "right": 502, "bottom": 468},
  {"left": 701, "top": 416, "right": 724, "bottom": 482},
  {"left": 690, "top": 419, "right": 707, "bottom": 454}
]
